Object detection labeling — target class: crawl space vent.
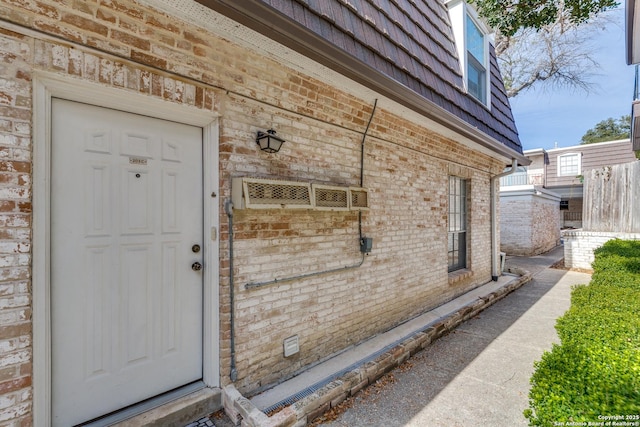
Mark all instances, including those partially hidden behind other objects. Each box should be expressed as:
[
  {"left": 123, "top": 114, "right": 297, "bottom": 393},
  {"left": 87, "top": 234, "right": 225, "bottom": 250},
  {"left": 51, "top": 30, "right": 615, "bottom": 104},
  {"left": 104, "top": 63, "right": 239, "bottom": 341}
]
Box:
[
  {"left": 350, "top": 187, "right": 369, "bottom": 210},
  {"left": 232, "top": 177, "right": 312, "bottom": 209},
  {"left": 232, "top": 178, "right": 370, "bottom": 211},
  {"left": 313, "top": 185, "right": 349, "bottom": 211}
]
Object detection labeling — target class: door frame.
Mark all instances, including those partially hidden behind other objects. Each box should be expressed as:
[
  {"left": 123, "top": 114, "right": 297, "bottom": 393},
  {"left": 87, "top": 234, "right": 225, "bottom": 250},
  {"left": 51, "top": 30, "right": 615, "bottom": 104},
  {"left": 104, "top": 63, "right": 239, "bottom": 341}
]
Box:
[{"left": 32, "top": 72, "right": 220, "bottom": 426}]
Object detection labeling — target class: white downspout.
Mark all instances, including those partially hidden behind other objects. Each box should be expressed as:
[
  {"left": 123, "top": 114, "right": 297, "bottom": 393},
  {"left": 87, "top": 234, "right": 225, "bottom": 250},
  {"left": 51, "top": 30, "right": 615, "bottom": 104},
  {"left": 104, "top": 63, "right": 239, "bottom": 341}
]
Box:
[{"left": 490, "top": 158, "right": 518, "bottom": 281}]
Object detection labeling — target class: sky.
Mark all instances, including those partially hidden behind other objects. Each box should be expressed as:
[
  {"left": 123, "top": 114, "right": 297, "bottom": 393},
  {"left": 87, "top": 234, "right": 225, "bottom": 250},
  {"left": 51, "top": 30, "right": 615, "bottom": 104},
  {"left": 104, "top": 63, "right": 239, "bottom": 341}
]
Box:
[{"left": 509, "top": 7, "right": 636, "bottom": 151}]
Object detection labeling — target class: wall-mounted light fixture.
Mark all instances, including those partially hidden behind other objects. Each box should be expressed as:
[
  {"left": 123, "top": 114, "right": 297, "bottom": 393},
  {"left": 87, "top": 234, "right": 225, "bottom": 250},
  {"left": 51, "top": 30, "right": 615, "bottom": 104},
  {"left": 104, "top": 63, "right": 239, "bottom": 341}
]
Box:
[{"left": 256, "top": 129, "right": 285, "bottom": 153}]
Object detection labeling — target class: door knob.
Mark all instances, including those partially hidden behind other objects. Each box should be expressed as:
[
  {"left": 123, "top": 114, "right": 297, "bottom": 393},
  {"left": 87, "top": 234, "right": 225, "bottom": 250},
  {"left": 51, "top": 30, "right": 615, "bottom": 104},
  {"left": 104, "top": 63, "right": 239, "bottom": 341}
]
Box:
[{"left": 191, "top": 262, "right": 202, "bottom": 271}]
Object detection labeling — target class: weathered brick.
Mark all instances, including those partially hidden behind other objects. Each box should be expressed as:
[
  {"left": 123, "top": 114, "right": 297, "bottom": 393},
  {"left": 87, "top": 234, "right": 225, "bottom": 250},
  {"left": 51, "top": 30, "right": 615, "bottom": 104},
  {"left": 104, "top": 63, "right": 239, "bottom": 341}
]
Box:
[
  {"left": 104, "top": 0, "right": 145, "bottom": 18},
  {"left": 61, "top": 12, "right": 109, "bottom": 36},
  {"left": 0, "top": 400, "right": 30, "bottom": 423},
  {"left": 0, "top": 350, "right": 30, "bottom": 369},
  {"left": 500, "top": 189, "right": 561, "bottom": 256},
  {"left": 0, "top": 0, "right": 508, "bottom": 423},
  {"left": 0, "top": 323, "right": 31, "bottom": 341},
  {"left": 111, "top": 28, "right": 150, "bottom": 51},
  {"left": 145, "top": 15, "right": 180, "bottom": 34},
  {"left": 33, "top": 20, "right": 84, "bottom": 43},
  {"left": 183, "top": 30, "right": 210, "bottom": 47},
  {"left": 95, "top": 7, "right": 117, "bottom": 25},
  {"left": 131, "top": 50, "right": 167, "bottom": 68}
]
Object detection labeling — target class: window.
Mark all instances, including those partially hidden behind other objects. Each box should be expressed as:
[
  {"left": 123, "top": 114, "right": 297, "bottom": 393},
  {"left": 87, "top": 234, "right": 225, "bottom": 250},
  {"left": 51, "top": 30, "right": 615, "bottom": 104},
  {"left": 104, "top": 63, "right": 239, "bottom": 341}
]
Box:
[
  {"left": 560, "top": 200, "right": 569, "bottom": 210},
  {"left": 558, "top": 153, "right": 581, "bottom": 176},
  {"left": 465, "top": 14, "right": 486, "bottom": 103},
  {"left": 447, "top": 2, "right": 491, "bottom": 105},
  {"left": 448, "top": 176, "right": 468, "bottom": 272}
]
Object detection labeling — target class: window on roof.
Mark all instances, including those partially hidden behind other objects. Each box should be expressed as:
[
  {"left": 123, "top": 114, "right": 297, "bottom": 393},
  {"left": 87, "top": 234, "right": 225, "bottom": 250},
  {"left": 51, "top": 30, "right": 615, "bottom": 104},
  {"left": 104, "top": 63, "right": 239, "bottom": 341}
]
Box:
[
  {"left": 466, "top": 15, "right": 486, "bottom": 103},
  {"left": 447, "top": 2, "right": 491, "bottom": 106},
  {"left": 558, "top": 153, "right": 581, "bottom": 176}
]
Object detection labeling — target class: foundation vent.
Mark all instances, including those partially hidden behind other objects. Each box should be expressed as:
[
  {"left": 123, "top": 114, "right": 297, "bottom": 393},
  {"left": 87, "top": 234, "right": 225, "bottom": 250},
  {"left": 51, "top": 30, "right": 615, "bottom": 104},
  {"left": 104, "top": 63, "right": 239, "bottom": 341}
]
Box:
[
  {"left": 232, "top": 177, "right": 312, "bottom": 209},
  {"left": 312, "top": 185, "right": 350, "bottom": 211},
  {"left": 350, "top": 187, "right": 370, "bottom": 210},
  {"left": 232, "top": 178, "right": 370, "bottom": 211}
]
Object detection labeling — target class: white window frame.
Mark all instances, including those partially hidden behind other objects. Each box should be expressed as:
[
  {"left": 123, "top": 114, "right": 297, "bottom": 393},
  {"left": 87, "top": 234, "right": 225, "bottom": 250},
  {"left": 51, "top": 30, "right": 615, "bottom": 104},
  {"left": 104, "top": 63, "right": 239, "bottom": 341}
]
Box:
[
  {"left": 557, "top": 153, "right": 582, "bottom": 176},
  {"left": 465, "top": 13, "right": 488, "bottom": 103},
  {"left": 446, "top": 0, "right": 492, "bottom": 107}
]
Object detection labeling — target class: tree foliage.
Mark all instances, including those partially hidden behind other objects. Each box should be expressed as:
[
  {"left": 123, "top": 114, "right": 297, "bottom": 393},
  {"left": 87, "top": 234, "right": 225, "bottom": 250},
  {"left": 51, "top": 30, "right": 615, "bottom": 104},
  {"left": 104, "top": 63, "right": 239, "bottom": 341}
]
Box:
[
  {"left": 469, "top": 0, "right": 620, "bottom": 97},
  {"left": 495, "top": 17, "right": 604, "bottom": 97},
  {"left": 580, "top": 115, "right": 631, "bottom": 144},
  {"left": 470, "top": 0, "right": 619, "bottom": 37}
]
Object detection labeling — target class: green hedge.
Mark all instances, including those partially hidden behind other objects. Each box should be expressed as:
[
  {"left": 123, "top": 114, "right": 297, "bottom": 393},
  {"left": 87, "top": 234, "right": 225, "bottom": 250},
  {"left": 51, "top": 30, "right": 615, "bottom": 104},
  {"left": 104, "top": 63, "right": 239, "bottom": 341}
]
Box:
[{"left": 525, "top": 239, "right": 640, "bottom": 426}]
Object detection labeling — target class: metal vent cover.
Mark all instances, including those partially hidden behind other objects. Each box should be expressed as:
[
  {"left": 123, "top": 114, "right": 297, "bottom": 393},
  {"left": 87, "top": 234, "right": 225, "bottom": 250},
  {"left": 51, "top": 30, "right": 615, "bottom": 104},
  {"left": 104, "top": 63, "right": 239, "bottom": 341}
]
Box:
[
  {"left": 350, "top": 187, "right": 369, "bottom": 210},
  {"left": 232, "top": 178, "right": 370, "bottom": 211},
  {"left": 233, "top": 177, "right": 313, "bottom": 209},
  {"left": 312, "top": 184, "right": 349, "bottom": 211}
]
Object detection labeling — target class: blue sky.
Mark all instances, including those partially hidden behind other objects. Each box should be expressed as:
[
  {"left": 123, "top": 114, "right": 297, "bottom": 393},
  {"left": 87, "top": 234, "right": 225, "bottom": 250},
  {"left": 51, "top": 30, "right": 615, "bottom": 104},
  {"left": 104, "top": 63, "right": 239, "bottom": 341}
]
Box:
[{"left": 509, "top": 7, "right": 635, "bottom": 151}]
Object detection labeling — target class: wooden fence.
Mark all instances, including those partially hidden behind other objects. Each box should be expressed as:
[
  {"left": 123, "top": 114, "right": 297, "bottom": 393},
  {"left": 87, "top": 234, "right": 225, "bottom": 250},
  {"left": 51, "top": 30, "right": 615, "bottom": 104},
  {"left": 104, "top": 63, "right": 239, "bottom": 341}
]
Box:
[{"left": 583, "top": 161, "right": 640, "bottom": 232}]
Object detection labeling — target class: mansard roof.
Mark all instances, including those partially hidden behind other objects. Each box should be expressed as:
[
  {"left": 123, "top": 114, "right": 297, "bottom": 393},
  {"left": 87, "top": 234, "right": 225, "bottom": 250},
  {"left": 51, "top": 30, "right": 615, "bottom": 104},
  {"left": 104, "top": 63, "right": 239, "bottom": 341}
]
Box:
[{"left": 198, "top": 0, "right": 525, "bottom": 158}]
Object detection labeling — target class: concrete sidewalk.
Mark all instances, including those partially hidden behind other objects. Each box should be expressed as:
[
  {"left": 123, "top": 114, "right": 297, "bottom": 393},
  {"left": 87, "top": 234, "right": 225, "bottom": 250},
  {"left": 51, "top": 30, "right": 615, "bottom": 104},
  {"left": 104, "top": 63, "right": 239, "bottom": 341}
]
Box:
[
  {"left": 317, "top": 248, "right": 592, "bottom": 426},
  {"left": 185, "top": 246, "right": 589, "bottom": 426}
]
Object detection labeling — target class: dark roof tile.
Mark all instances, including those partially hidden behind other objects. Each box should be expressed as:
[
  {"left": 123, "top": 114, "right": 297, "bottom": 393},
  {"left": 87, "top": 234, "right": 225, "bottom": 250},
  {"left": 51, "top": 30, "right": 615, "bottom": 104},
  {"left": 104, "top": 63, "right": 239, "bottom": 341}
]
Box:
[
  {"left": 259, "top": 0, "right": 521, "bottom": 152},
  {"left": 291, "top": 1, "right": 307, "bottom": 25}
]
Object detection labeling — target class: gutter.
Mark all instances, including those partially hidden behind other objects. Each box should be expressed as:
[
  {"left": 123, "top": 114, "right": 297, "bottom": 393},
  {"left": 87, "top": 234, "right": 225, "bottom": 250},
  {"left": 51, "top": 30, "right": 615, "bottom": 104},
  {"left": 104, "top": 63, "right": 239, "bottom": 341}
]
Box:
[
  {"left": 490, "top": 159, "right": 518, "bottom": 281},
  {"left": 195, "top": 0, "right": 530, "bottom": 166},
  {"left": 627, "top": 0, "right": 638, "bottom": 65},
  {"left": 632, "top": 66, "right": 640, "bottom": 152}
]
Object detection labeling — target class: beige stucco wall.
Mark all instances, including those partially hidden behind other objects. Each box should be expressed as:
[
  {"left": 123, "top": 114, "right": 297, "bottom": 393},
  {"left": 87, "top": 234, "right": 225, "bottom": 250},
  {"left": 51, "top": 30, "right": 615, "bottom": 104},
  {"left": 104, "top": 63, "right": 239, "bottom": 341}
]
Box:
[{"left": 0, "top": 1, "right": 507, "bottom": 423}]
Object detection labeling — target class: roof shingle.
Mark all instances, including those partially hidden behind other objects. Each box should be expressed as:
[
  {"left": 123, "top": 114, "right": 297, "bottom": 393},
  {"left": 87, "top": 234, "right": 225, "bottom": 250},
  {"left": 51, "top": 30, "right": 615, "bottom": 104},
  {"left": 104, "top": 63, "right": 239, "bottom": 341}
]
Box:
[{"left": 260, "top": 0, "right": 522, "bottom": 152}]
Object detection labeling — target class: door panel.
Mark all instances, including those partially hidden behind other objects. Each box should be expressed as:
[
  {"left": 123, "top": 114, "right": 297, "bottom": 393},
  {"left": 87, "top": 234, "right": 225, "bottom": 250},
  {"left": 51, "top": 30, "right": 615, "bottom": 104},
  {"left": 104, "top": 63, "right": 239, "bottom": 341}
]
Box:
[{"left": 51, "top": 99, "right": 203, "bottom": 426}]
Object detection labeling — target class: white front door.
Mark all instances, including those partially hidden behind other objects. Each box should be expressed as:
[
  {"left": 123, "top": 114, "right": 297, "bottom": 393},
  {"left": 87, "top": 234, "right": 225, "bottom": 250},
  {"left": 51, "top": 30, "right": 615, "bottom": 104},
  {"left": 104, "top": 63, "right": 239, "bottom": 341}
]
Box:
[{"left": 51, "top": 98, "right": 204, "bottom": 426}]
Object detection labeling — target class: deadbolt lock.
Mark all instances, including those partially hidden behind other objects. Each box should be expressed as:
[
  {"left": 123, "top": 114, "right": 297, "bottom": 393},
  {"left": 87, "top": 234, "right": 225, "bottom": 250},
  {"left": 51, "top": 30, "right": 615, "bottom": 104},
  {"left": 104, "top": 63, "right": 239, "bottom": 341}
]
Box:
[{"left": 192, "top": 244, "right": 201, "bottom": 253}]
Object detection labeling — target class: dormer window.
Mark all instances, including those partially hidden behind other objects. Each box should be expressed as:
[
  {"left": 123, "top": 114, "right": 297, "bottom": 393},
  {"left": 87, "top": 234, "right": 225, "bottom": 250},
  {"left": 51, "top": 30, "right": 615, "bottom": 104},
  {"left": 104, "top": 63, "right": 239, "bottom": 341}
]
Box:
[
  {"left": 465, "top": 14, "right": 486, "bottom": 102},
  {"left": 447, "top": 1, "right": 491, "bottom": 106}
]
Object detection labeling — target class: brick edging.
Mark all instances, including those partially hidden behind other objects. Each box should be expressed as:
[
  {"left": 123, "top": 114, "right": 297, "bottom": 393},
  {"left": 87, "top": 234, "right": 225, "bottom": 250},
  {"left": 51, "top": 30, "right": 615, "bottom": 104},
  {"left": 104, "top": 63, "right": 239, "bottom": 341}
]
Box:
[{"left": 223, "top": 271, "right": 533, "bottom": 427}]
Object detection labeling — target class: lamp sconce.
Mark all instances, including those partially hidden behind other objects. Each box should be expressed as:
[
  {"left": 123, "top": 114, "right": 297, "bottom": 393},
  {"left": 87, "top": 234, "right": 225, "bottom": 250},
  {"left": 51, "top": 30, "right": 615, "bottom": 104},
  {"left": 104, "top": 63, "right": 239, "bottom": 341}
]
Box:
[{"left": 256, "top": 129, "right": 285, "bottom": 153}]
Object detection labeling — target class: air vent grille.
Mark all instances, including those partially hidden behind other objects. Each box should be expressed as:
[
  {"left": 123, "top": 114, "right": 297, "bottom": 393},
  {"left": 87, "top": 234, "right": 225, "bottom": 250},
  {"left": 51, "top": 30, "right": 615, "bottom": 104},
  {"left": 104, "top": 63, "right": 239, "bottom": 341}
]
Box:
[
  {"left": 313, "top": 185, "right": 349, "bottom": 211},
  {"left": 232, "top": 177, "right": 370, "bottom": 211},
  {"left": 243, "top": 178, "right": 312, "bottom": 209},
  {"left": 350, "top": 187, "right": 369, "bottom": 210},
  {"left": 233, "top": 177, "right": 312, "bottom": 210}
]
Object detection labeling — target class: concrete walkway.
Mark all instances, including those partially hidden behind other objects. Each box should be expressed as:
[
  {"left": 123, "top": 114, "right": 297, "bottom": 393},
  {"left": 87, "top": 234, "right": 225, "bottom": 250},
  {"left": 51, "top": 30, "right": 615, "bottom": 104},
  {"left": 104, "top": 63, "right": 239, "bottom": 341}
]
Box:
[
  {"left": 185, "top": 246, "right": 591, "bottom": 426},
  {"left": 317, "top": 247, "right": 592, "bottom": 426}
]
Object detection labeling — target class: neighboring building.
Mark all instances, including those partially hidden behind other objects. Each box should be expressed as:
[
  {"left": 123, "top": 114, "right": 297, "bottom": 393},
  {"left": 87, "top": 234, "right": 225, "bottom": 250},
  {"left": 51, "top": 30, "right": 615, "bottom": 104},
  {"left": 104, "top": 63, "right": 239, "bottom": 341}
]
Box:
[
  {"left": 499, "top": 183, "right": 561, "bottom": 257},
  {"left": 0, "top": 1, "right": 528, "bottom": 425},
  {"left": 501, "top": 139, "right": 637, "bottom": 230},
  {"left": 564, "top": 161, "right": 640, "bottom": 269},
  {"left": 564, "top": 1, "right": 640, "bottom": 270},
  {"left": 626, "top": 0, "right": 640, "bottom": 151}
]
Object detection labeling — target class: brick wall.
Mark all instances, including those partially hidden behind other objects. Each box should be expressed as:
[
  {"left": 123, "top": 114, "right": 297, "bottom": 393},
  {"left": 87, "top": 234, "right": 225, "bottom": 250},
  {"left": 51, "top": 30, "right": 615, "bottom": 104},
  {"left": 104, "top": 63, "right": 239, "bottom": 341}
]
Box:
[
  {"left": 500, "top": 196, "right": 533, "bottom": 255},
  {"left": 531, "top": 194, "right": 562, "bottom": 254},
  {"left": 0, "top": 25, "right": 34, "bottom": 427},
  {"left": 500, "top": 188, "right": 561, "bottom": 256},
  {"left": 563, "top": 231, "right": 640, "bottom": 270},
  {"left": 0, "top": 0, "right": 505, "bottom": 423}
]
